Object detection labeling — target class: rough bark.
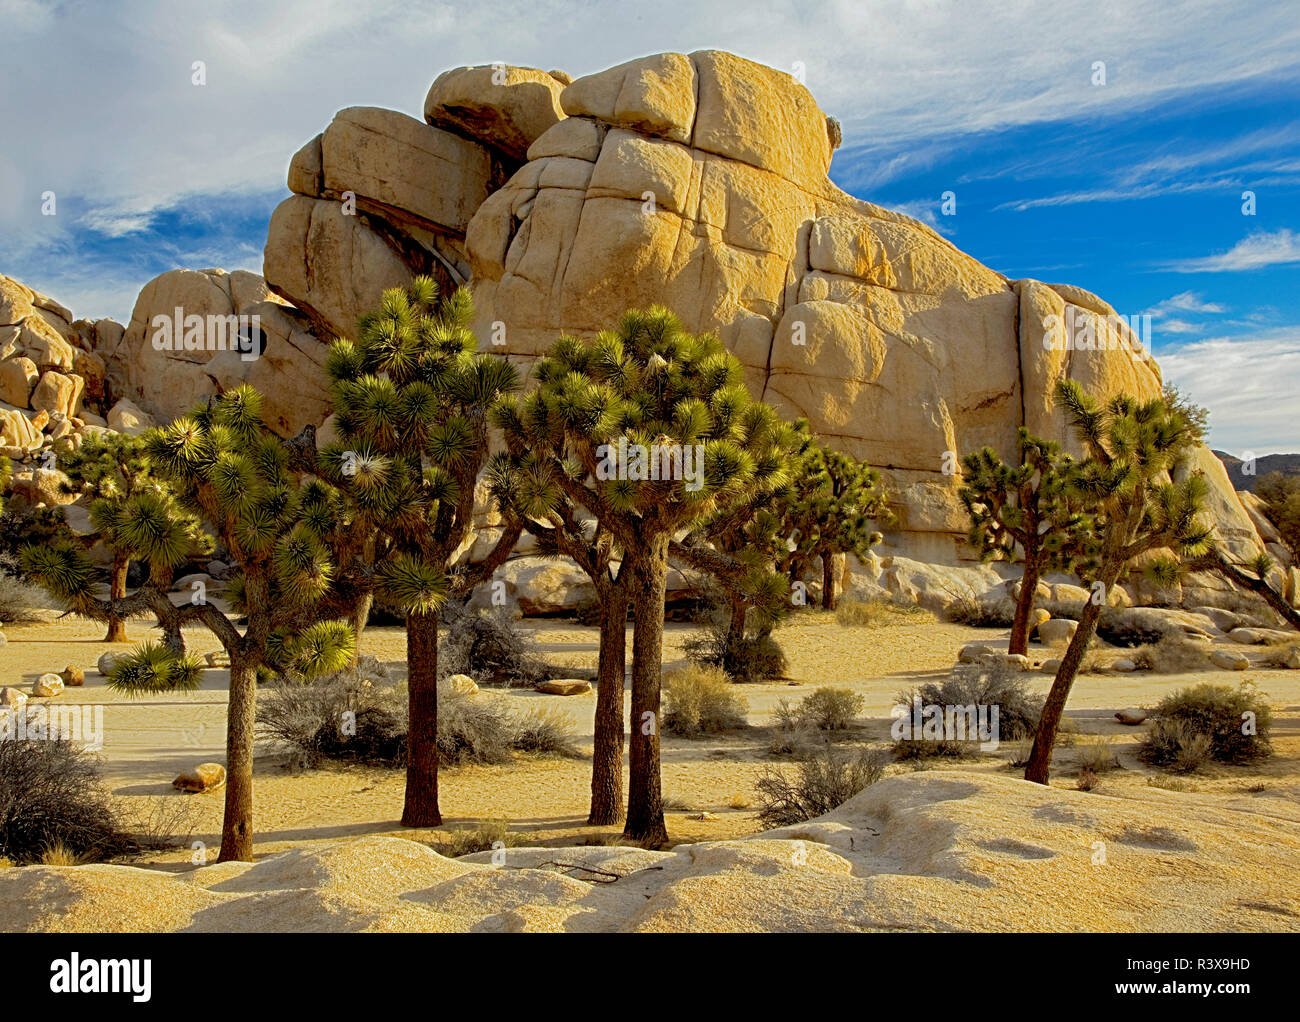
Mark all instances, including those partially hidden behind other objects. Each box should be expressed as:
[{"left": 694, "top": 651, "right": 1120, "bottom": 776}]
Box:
[
  {"left": 624, "top": 532, "right": 670, "bottom": 846},
  {"left": 1024, "top": 564, "right": 1120, "bottom": 784},
  {"left": 104, "top": 554, "right": 130, "bottom": 643},
  {"left": 588, "top": 583, "right": 629, "bottom": 825},
  {"left": 1008, "top": 555, "right": 1042, "bottom": 656},
  {"left": 217, "top": 655, "right": 257, "bottom": 862},
  {"left": 821, "top": 553, "right": 835, "bottom": 610},
  {"left": 349, "top": 591, "right": 373, "bottom": 665},
  {"left": 401, "top": 608, "right": 441, "bottom": 827}
]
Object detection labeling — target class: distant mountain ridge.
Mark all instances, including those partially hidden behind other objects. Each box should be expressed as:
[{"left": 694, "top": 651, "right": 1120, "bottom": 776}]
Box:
[{"left": 1214, "top": 450, "right": 1300, "bottom": 492}]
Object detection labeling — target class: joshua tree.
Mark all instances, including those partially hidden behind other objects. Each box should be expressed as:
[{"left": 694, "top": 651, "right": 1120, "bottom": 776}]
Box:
[
  {"left": 1024, "top": 381, "right": 1210, "bottom": 784},
  {"left": 517, "top": 309, "right": 798, "bottom": 844},
  {"left": 55, "top": 431, "right": 209, "bottom": 642},
  {"left": 486, "top": 444, "right": 632, "bottom": 825},
  {"left": 321, "top": 278, "right": 520, "bottom": 828},
  {"left": 1189, "top": 546, "right": 1300, "bottom": 631},
  {"left": 959, "top": 430, "right": 1092, "bottom": 654},
  {"left": 789, "top": 444, "right": 890, "bottom": 610},
  {"left": 29, "top": 386, "right": 357, "bottom": 860}
]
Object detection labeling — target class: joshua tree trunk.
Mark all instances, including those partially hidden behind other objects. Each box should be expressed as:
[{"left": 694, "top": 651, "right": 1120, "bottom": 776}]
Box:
[
  {"left": 402, "top": 608, "right": 441, "bottom": 827},
  {"left": 1008, "top": 556, "right": 1042, "bottom": 656},
  {"left": 588, "top": 583, "right": 629, "bottom": 825},
  {"left": 726, "top": 589, "right": 747, "bottom": 646},
  {"left": 349, "top": 592, "right": 373, "bottom": 665},
  {"left": 625, "top": 533, "right": 670, "bottom": 846},
  {"left": 1024, "top": 563, "right": 1121, "bottom": 784},
  {"left": 217, "top": 654, "right": 257, "bottom": 862},
  {"left": 1195, "top": 551, "right": 1300, "bottom": 630},
  {"left": 104, "top": 554, "right": 129, "bottom": 643},
  {"left": 821, "top": 553, "right": 836, "bottom": 610}
]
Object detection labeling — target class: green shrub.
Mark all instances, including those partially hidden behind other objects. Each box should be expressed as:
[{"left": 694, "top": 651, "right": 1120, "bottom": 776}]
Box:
[
  {"left": 893, "top": 664, "right": 1043, "bottom": 759},
  {"left": 754, "top": 746, "right": 889, "bottom": 827},
  {"left": 663, "top": 665, "right": 749, "bottom": 737},
  {"left": 796, "top": 687, "right": 864, "bottom": 731},
  {"left": 683, "top": 623, "right": 787, "bottom": 682},
  {"left": 1139, "top": 683, "right": 1272, "bottom": 767}
]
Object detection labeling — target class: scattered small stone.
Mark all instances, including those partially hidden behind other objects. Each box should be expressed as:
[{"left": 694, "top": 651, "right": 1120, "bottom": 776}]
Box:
[
  {"left": 1115, "top": 709, "right": 1148, "bottom": 725},
  {"left": 59, "top": 666, "right": 85, "bottom": 687},
  {"left": 33, "top": 673, "right": 64, "bottom": 697},
  {"left": 0, "top": 686, "right": 27, "bottom": 709},
  {"left": 534, "top": 679, "right": 592, "bottom": 696},
  {"left": 1209, "top": 649, "right": 1250, "bottom": 671},
  {"left": 97, "top": 652, "right": 120, "bottom": 676},
  {"left": 688, "top": 811, "right": 716, "bottom": 822},
  {"left": 1282, "top": 646, "right": 1300, "bottom": 670},
  {"left": 173, "top": 763, "right": 227, "bottom": 793}
]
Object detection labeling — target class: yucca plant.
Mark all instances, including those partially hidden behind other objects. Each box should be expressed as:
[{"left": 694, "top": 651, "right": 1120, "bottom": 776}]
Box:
[
  {"left": 673, "top": 420, "right": 812, "bottom": 651},
  {"left": 321, "top": 278, "right": 520, "bottom": 828},
  {"left": 1025, "top": 380, "right": 1210, "bottom": 784},
  {"left": 959, "top": 429, "right": 1094, "bottom": 654},
  {"left": 89, "top": 386, "right": 354, "bottom": 860},
  {"left": 511, "top": 307, "right": 798, "bottom": 844},
  {"left": 53, "top": 431, "right": 210, "bottom": 642},
  {"left": 784, "top": 444, "right": 891, "bottom": 611}
]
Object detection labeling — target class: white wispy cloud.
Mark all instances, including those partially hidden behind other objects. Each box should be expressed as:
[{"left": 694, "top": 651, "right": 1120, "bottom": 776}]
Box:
[
  {"left": 1165, "top": 229, "right": 1300, "bottom": 273},
  {"left": 1160, "top": 328, "right": 1300, "bottom": 455}
]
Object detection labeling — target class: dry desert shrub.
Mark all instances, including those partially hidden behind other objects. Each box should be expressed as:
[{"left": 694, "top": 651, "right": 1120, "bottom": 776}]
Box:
[
  {"left": 796, "top": 687, "right": 864, "bottom": 731},
  {"left": 683, "top": 621, "right": 787, "bottom": 682},
  {"left": 1129, "top": 633, "right": 1214, "bottom": 673},
  {"left": 259, "top": 671, "right": 578, "bottom": 768},
  {"left": 1076, "top": 736, "right": 1120, "bottom": 774},
  {"left": 1139, "top": 682, "right": 1272, "bottom": 769},
  {"left": 754, "top": 745, "right": 889, "bottom": 827},
  {"left": 439, "top": 603, "right": 563, "bottom": 687},
  {"left": 662, "top": 665, "right": 749, "bottom": 737},
  {"left": 0, "top": 737, "right": 134, "bottom": 865},
  {"left": 431, "top": 820, "right": 523, "bottom": 858},
  {"left": 945, "top": 595, "right": 1016, "bottom": 628},
  {"left": 894, "top": 664, "right": 1044, "bottom": 759},
  {"left": 835, "top": 594, "right": 935, "bottom": 628}
]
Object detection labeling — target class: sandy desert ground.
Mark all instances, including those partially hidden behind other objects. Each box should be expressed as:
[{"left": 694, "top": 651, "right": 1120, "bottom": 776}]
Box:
[{"left": 3, "top": 608, "right": 1298, "bottom": 874}]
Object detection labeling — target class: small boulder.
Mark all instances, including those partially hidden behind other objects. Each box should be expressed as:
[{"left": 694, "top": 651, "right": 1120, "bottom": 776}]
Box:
[
  {"left": 0, "top": 686, "right": 27, "bottom": 709},
  {"left": 444, "top": 674, "right": 479, "bottom": 695},
  {"left": 958, "top": 642, "right": 995, "bottom": 664},
  {"left": 1281, "top": 646, "right": 1300, "bottom": 670},
  {"left": 204, "top": 651, "right": 230, "bottom": 668},
  {"left": 59, "top": 666, "right": 84, "bottom": 687},
  {"left": 687, "top": 811, "right": 717, "bottom": 822},
  {"left": 33, "top": 673, "right": 64, "bottom": 697},
  {"left": 1227, "top": 627, "right": 1263, "bottom": 645},
  {"left": 173, "top": 763, "right": 227, "bottom": 793},
  {"left": 1030, "top": 608, "right": 1051, "bottom": 630},
  {"left": 1041, "top": 658, "right": 1062, "bottom": 675},
  {"left": 1037, "top": 619, "right": 1078, "bottom": 647},
  {"left": 1209, "top": 649, "right": 1250, "bottom": 671},
  {"left": 1110, "top": 658, "right": 1137, "bottom": 672},
  {"left": 97, "top": 652, "right": 120, "bottom": 676},
  {"left": 534, "top": 679, "right": 592, "bottom": 696},
  {"left": 1115, "top": 709, "right": 1148, "bottom": 725}
]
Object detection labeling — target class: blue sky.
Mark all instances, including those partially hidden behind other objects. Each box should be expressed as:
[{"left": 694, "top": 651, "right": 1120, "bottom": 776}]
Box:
[{"left": 1, "top": 0, "right": 1297, "bottom": 453}]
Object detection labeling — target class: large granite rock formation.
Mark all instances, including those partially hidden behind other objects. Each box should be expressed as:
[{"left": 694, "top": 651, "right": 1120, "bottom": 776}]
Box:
[{"left": 259, "top": 49, "right": 1254, "bottom": 567}]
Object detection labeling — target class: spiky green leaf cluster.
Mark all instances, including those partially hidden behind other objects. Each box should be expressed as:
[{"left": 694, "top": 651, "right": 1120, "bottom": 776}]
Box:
[{"left": 108, "top": 641, "right": 205, "bottom": 696}]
